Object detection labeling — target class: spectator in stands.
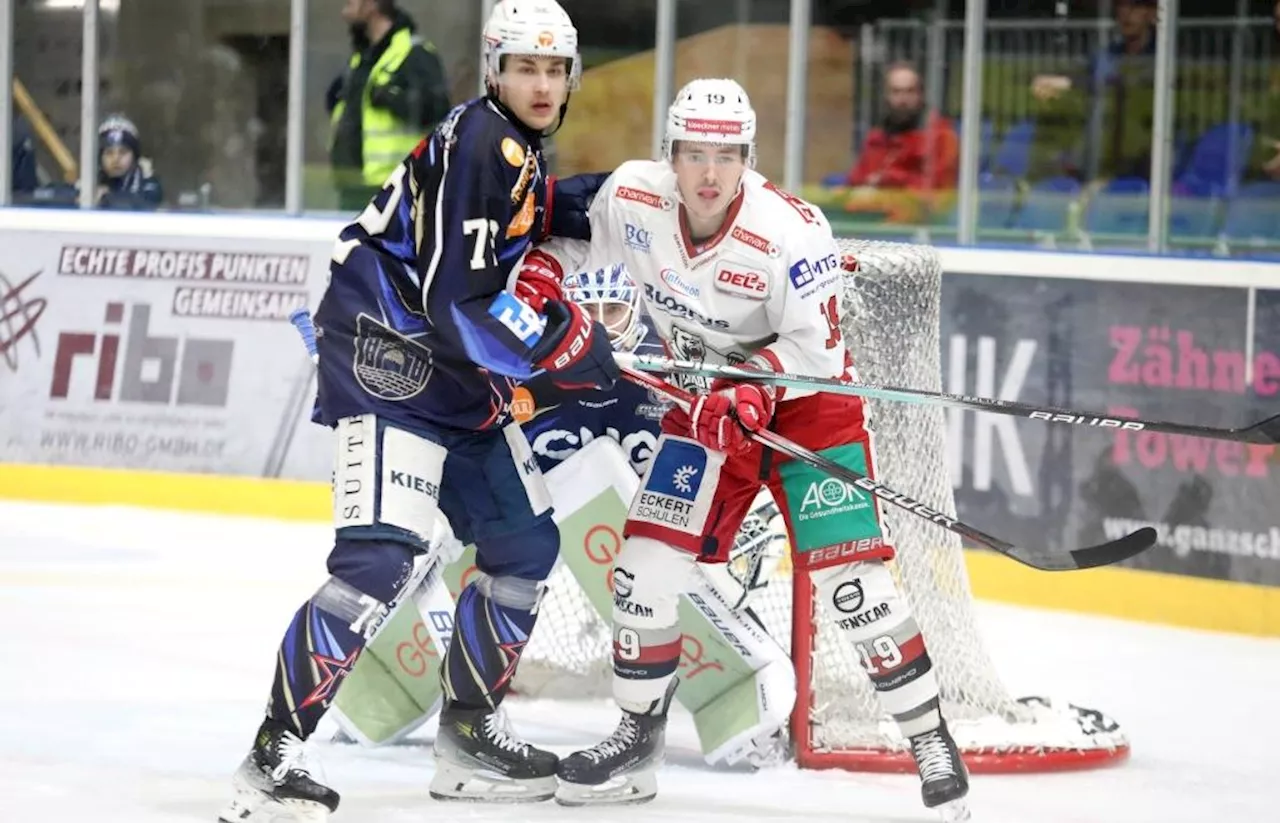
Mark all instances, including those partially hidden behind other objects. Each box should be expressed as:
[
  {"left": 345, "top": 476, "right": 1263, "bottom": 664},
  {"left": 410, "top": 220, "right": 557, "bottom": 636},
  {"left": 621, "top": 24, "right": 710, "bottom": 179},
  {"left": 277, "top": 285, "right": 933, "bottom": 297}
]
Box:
[
  {"left": 836, "top": 62, "right": 958, "bottom": 223},
  {"left": 326, "top": 0, "right": 452, "bottom": 212},
  {"left": 1032, "top": 0, "right": 1158, "bottom": 180},
  {"left": 95, "top": 115, "right": 163, "bottom": 211}
]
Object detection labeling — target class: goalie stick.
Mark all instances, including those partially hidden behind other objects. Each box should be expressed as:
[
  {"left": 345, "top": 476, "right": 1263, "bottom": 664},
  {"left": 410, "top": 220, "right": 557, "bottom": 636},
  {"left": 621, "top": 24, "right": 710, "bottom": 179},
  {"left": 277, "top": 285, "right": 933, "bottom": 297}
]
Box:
[
  {"left": 617, "top": 363, "right": 1156, "bottom": 573},
  {"left": 618, "top": 353, "right": 1280, "bottom": 446}
]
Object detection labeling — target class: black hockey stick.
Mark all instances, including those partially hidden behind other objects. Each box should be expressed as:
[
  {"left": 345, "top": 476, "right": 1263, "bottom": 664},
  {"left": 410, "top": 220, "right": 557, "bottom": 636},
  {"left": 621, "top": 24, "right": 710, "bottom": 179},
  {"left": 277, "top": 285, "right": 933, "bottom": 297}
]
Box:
[
  {"left": 619, "top": 364, "right": 1156, "bottom": 572},
  {"left": 619, "top": 353, "right": 1280, "bottom": 446}
]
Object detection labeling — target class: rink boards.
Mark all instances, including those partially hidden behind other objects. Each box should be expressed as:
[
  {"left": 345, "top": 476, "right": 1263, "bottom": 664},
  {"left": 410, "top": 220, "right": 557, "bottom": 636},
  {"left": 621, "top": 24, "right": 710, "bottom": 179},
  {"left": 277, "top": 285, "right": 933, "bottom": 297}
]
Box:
[{"left": 0, "top": 209, "right": 1277, "bottom": 637}]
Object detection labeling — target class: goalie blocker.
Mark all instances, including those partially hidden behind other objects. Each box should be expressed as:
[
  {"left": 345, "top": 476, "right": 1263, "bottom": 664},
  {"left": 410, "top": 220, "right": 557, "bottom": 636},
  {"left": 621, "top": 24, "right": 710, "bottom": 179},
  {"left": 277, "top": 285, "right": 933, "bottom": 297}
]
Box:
[{"left": 328, "top": 436, "right": 796, "bottom": 768}]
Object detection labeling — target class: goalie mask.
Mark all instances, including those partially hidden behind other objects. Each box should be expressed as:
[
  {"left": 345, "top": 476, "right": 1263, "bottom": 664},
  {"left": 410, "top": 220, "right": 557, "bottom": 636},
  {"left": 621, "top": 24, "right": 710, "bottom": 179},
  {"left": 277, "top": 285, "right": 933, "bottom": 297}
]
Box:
[
  {"left": 482, "top": 0, "right": 582, "bottom": 92},
  {"left": 563, "top": 263, "right": 644, "bottom": 353},
  {"left": 663, "top": 78, "right": 757, "bottom": 168}
]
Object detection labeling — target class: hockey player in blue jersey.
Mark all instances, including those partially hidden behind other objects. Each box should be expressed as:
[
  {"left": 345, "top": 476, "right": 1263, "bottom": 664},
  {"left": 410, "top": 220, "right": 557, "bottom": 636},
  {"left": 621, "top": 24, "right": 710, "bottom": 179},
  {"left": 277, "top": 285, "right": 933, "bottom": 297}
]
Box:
[{"left": 218, "top": 2, "right": 618, "bottom": 820}]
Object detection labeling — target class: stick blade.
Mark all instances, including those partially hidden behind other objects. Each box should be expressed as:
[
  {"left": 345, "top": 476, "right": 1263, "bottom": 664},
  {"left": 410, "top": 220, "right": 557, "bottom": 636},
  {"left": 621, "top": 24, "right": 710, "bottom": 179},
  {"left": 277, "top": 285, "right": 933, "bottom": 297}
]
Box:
[
  {"left": 1000, "top": 527, "right": 1157, "bottom": 572},
  {"left": 1244, "top": 413, "right": 1280, "bottom": 445},
  {"left": 1065, "top": 526, "right": 1158, "bottom": 571}
]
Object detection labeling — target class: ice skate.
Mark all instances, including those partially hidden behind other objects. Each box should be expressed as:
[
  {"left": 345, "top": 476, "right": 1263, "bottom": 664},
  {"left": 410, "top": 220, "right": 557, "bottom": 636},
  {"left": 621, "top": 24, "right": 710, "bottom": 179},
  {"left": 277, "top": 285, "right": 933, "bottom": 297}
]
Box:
[
  {"left": 555, "top": 680, "right": 676, "bottom": 807},
  {"left": 217, "top": 718, "right": 338, "bottom": 823},
  {"left": 429, "top": 702, "right": 558, "bottom": 802},
  {"left": 909, "top": 720, "right": 971, "bottom": 823}
]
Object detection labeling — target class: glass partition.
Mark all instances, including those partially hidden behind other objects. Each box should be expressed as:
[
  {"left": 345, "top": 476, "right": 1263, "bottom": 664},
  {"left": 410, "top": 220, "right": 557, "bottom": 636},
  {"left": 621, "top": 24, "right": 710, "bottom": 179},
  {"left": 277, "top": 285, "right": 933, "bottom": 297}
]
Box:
[
  {"left": 549, "top": 0, "right": 658, "bottom": 178},
  {"left": 1167, "top": 10, "right": 1280, "bottom": 258},
  {"left": 103, "top": 0, "right": 291, "bottom": 211},
  {"left": 12, "top": 0, "right": 87, "bottom": 208},
  {"left": 303, "top": 0, "right": 483, "bottom": 214},
  {"left": 806, "top": 2, "right": 963, "bottom": 243},
  {"left": 966, "top": 2, "right": 1158, "bottom": 250}
]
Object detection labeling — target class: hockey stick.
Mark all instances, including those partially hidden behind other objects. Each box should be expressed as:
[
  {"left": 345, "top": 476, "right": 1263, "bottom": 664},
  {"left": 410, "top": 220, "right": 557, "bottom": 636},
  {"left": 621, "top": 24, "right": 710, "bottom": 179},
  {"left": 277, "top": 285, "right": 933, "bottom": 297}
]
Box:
[
  {"left": 617, "top": 353, "right": 1280, "bottom": 447},
  {"left": 618, "top": 364, "right": 1156, "bottom": 572}
]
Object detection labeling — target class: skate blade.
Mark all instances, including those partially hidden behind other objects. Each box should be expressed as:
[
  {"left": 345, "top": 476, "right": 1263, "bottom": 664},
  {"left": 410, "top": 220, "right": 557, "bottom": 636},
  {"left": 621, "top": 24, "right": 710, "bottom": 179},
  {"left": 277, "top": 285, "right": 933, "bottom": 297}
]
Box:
[
  {"left": 554, "top": 772, "right": 658, "bottom": 807},
  {"left": 934, "top": 798, "right": 972, "bottom": 823},
  {"left": 218, "top": 779, "right": 331, "bottom": 823},
  {"left": 428, "top": 761, "right": 556, "bottom": 804}
]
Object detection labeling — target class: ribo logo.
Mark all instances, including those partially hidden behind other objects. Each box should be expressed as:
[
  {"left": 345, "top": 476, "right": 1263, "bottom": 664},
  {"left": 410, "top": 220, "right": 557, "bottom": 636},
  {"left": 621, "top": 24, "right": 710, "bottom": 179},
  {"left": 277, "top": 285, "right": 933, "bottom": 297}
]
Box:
[
  {"left": 50, "top": 302, "right": 234, "bottom": 406},
  {"left": 714, "top": 266, "right": 769, "bottom": 299},
  {"left": 798, "top": 477, "right": 868, "bottom": 521}
]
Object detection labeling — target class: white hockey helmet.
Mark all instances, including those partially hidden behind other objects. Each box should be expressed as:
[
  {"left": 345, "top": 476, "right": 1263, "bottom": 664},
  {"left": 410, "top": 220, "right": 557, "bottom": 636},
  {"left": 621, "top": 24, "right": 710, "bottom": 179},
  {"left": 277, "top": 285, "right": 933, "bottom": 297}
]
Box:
[
  {"left": 483, "top": 0, "right": 582, "bottom": 91},
  {"left": 663, "top": 78, "right": 757, "bottom": 167},
  {"left": 563, "top": 263, "right": 644, "bottom": 353}
]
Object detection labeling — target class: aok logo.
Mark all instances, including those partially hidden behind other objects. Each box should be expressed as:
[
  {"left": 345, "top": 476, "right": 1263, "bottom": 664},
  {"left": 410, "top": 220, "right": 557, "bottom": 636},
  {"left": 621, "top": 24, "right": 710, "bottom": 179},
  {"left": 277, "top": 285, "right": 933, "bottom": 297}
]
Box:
[{"left": 50, "top": 302, "right": 234, "bottom": 406}]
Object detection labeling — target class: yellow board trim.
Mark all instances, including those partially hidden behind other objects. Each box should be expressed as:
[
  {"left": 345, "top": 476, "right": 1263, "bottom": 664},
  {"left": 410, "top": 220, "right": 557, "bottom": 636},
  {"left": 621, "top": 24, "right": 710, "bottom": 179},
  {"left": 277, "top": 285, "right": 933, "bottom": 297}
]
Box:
[
  {"left": 0, "top": 463, "right": 329, "bottom": 522},
  {"left": 2, "top": 463, "right": 1277, "bottom": 637}
]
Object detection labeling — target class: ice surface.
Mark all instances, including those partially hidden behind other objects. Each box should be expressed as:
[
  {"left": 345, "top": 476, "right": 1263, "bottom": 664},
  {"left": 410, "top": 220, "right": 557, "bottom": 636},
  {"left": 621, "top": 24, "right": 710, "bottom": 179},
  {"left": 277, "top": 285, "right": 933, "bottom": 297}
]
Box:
[{"left": 1, "top": 500, "right": 1277, "bottom": 823}]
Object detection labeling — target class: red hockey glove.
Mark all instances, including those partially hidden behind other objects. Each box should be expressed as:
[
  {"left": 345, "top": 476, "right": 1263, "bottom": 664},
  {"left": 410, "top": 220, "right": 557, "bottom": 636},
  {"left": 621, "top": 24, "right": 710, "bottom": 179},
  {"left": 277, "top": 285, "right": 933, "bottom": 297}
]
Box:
[
  {"left": 513, "top": 249, "right": 564, "bottom": 312},
  {"left": 689, "top": 378, "right": 776, "bottom": 454},
  {"left": 532, "top": 299, "right": 619, "bottom": 391}
]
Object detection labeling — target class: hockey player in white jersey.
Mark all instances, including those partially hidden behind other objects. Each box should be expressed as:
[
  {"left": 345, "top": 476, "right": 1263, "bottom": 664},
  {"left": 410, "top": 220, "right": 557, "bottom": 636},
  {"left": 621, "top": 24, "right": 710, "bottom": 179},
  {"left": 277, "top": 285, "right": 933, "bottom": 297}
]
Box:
[{"left": 533, "top": 79, "right": 971, "bottom": 821}]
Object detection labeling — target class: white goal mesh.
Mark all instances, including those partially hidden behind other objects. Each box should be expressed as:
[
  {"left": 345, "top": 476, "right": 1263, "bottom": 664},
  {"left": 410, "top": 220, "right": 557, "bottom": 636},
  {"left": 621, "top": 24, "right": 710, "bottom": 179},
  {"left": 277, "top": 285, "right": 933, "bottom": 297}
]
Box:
[{"left": 513, "top": 239, "right": 1128, "bottom": 771}]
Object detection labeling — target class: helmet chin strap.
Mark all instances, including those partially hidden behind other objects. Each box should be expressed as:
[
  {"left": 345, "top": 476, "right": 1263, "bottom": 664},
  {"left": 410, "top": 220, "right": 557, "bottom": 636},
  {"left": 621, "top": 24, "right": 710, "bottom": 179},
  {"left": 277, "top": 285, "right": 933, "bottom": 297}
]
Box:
[{"left": 542, "top": 95, "right": 572, "bottom": 138}]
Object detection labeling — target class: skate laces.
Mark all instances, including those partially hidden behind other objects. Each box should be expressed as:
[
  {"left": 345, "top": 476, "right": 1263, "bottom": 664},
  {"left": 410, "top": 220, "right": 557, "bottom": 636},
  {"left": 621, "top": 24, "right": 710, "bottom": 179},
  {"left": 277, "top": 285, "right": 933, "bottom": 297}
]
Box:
[
  {"left": 270, "top": 732, "right": 313, "bottom": 782},
  {"left": 583, "top": 714, "right": 639, "bottom": 764},
  {"left": 483, "top": 709, "right": 531, "bottom": 757},
  {"left": 912, "top": 731, "right": 956, "bottom": 782}
]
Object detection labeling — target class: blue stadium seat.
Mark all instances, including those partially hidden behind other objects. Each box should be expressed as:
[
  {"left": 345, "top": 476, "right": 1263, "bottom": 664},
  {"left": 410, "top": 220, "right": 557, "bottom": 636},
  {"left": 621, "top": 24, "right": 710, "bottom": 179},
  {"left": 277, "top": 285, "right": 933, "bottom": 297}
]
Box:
[
  {"left": 990, "top": 120, "right": 1036, "bottom": 178},
  {"left": 1175, "top": 122, "right": 1254, "bottom": 198}
]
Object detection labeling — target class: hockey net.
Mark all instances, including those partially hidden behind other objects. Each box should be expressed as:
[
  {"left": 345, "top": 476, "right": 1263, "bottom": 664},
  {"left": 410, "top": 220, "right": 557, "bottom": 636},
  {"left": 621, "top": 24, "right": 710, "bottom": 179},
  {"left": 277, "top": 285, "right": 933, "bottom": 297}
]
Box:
[{"left": 513, "top": 239, "right": 1129, "bottom": 773}]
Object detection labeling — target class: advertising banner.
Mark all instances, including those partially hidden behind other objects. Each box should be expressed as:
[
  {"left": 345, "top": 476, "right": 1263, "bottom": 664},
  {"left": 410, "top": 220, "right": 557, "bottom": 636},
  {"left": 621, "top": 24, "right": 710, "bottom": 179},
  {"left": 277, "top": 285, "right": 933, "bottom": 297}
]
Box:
[
  {"left": 0, "top": 227, "right": 334, "bottom": 481},
  {"left": 3, "top": 213, "right": 1276, "bottom": 589},
  {"left": 941, "top": 273, "right": 1280, "bottom": 586}
]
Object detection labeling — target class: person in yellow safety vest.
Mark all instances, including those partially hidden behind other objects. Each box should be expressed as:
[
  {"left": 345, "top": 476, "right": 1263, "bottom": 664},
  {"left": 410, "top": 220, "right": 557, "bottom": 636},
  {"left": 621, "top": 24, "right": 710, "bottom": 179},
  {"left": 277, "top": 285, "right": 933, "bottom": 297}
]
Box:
[{"left": 327, "top": 0, "right": 451, "bottom": 211}]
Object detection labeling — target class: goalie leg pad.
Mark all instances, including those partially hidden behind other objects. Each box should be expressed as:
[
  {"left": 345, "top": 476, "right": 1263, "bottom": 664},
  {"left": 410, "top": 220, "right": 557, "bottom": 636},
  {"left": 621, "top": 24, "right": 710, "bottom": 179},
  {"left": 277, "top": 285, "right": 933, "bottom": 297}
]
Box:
[
  {"left": 609, "top": 536, "right": 697, "bottom": 714},
  {"left": 268, "top": 539, "right": 414, "bottom": 737},
  {"left": 812, "top": 560, "right": 942, "bottom": 738},
  {"left": 682, "top": 566, "right": 796, "bottom": 766}
]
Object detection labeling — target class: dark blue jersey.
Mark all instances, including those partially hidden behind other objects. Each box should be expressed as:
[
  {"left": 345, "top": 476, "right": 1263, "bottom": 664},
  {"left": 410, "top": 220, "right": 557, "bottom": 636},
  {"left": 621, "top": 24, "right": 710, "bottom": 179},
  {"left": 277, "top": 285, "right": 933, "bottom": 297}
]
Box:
[
  {"left": 314, "top": 96, "right": 567, "bottom": 431},
  {"left": 520, "top": 333, "right": 669, "bottom": 476}
]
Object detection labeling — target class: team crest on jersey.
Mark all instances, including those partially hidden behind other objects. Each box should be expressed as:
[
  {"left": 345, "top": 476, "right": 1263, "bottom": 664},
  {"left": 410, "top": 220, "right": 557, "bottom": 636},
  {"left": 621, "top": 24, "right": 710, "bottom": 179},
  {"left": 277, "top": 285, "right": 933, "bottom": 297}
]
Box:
[
  {"left": 501, "top": 137, "right": 526, "bottom": 167},
  {"left": 352, "top": 313, "right": 434, "bottom": 401},
  {"left": 730, "top": 225, "right": 781, "bottom": 259},
  {"left": 714, "top": 264, "right": 770, "bottom": 300}
]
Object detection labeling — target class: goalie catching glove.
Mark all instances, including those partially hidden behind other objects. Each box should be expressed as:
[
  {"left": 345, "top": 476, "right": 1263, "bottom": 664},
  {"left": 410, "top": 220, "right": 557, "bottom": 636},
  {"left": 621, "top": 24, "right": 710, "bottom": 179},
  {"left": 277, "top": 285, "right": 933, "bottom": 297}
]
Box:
[{"left": 690, "top": 369, "right": 776, "bottom": 454}]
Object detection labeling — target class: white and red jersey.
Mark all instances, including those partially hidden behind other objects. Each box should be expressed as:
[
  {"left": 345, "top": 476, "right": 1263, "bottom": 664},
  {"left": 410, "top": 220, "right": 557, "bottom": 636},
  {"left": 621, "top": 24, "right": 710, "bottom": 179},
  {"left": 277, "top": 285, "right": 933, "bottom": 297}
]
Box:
[{"left": 538, "top": 160, "right": 849, "bottom": 397}]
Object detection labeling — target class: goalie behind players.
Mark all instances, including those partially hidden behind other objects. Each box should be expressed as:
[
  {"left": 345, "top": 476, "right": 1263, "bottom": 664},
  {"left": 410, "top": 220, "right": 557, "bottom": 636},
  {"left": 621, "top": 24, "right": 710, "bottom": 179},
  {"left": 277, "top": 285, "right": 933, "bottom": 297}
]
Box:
[{"left": 328, "top": 261, "right": 796, "bottom": 770}]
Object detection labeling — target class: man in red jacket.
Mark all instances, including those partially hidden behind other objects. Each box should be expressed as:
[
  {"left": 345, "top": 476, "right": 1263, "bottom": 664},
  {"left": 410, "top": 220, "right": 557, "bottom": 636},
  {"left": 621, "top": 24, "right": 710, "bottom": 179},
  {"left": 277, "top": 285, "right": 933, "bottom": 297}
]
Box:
[{"left": 842, "top": 63, "right": 958, "bottom": 222}]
